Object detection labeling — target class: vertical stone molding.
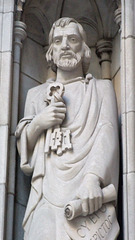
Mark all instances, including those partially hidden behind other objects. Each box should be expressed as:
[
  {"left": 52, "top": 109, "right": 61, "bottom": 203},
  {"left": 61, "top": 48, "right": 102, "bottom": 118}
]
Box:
[
  {"left": 5, "top": 21, "right": 27, "bottom": 240},
  {"left": 0, "top": 1, "right": 14, "bottom": 240},
  {"left": 121, "top": 0, "right": 135, "bottom": 239},
  {"left": 11, "top": 21, "right": 27, "bottom": 132},
  {"left": 96, "top": 39, "right": 112, "bottom": 79}
]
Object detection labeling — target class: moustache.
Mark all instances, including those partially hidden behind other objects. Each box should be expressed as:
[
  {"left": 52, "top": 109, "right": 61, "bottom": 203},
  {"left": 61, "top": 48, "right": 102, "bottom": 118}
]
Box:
[{"left": 59, "top": 51, "right": 77, "bottom": 59}]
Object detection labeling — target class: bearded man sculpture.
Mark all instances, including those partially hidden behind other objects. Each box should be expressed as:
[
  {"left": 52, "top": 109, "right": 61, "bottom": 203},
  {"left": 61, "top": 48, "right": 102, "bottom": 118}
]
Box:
[{"left": 16, "top": 18, "right": 119, "bottom": 240}]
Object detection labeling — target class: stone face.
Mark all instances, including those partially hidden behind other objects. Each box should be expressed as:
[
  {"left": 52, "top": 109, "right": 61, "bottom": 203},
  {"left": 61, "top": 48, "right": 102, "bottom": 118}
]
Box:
[{"left": 16, "top": 17, "right": 119, "bottom": 240}]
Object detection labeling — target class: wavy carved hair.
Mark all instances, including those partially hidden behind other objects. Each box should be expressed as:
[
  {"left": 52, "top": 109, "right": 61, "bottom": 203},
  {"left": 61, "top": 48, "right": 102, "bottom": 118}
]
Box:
[{"left": 46, "top": 17, "right": 91, "bottom": 75}]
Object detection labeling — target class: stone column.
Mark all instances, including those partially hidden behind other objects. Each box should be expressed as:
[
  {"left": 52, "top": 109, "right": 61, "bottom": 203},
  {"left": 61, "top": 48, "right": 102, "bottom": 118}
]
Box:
[
  {"left": 121, "top": 0, "right": 135, "bottom": 239},
  {"left": 96, "top": 39, "right": 112, "bottom": 79},
  {"left": 5, "top": 21, "right": 27, "bottom": 240},
  {"left": 0, "top": 1, "right": 14, "bottom": 240}
]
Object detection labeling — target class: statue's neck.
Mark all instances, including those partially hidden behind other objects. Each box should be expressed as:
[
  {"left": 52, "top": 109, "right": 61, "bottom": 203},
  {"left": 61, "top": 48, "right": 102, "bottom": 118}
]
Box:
[{"left": 56, "top": 64, "right": 83, "bottom": 84}]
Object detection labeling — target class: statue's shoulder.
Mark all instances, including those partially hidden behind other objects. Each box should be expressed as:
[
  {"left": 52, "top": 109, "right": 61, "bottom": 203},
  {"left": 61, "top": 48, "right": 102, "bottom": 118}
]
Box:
[
  {"left": 86, "top": 74, "right": 112, "bottom": 89},
  {"left": 94, "top": 78, "right": 112, "bottom": 87},
  {"left": 93, "top": 78, "right": 114, "bottom": 93}
]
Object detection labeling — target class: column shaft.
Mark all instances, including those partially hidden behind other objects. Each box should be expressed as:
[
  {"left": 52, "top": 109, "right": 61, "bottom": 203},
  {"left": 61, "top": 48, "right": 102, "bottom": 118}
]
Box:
[{"left": 121, "top": 0, "right": 135, "bottom": 239}]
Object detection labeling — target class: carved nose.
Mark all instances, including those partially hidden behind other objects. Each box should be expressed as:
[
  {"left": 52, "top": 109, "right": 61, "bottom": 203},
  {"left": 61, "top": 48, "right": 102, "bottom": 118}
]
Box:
[{"left": 61, "top": 37, "right": 70, "bottom": 50}]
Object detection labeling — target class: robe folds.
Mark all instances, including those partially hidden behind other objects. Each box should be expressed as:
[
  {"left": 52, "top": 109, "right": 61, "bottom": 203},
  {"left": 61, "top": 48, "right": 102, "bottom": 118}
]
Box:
[{"left": 16, "top": 76, "right": 119, "bottom": 239}]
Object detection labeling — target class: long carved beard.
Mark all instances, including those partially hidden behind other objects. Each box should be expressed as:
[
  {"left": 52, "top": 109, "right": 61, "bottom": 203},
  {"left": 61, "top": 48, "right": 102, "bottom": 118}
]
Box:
[{"left": 54, "top": 52, "right": 82, "bottom": 71}]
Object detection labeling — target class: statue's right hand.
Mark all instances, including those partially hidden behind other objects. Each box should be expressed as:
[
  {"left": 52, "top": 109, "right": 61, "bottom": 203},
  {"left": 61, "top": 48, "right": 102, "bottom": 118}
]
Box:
[{"left": 36, "top": 101, "right": 66, "bottom": 130}]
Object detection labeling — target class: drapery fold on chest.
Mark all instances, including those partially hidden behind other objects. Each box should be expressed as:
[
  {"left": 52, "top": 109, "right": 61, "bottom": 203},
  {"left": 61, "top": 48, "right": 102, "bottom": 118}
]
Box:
[
  {"left": 69, "top": 78, "right": 100, "bottom": 139},
  {"left": 45, "top": 78, "right": 118, "bottom": 188},
  {"left": 45, "top": 79, "right": 103, "bottom": 182}
]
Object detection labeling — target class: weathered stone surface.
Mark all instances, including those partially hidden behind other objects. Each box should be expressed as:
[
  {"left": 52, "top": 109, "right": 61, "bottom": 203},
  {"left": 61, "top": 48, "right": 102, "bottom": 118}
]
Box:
[
  {"left": 0, "top": 184, "right": 6, "bottom": 240},
  {"left": 19, "top": 73, "right": 40, "bottom": 120},
  {"left": 111, "top": 33, "right": 120, "bottom": 79},
  {"left": 4, "top": 3, "right": 14, "bottom": 13},
  {"left": 21, "top": 38, "right": 47, "bottom": 84},
  {"left": 126, "top": 112, "right": 135, "bottom": 173},
  {"left": 0, "top": 0, "right": 14, "bottom": 13},
  {"left": 14, "top": 202, "right": 26, "bottom": 240},
  {"left": 121, "top": 1, "right": 135, "bottom": 240},
  {"left": 0, "top": 52, "right": 12, "bottom": 125},
  {"left": 123, "top": 173, "right": 135, "bottom": 240},
  {"left": 16, "top": 17, "right": 119, "bottom": 240},
  {"left": 89, "top": 47, "right": 101, "bottom": 79},
  {"left": 0, "top": 125, "right": 8, "bottom": 184},
  {"left": 1, "top": 12, "right": 13, "bottom": 52},
  {"left": 112, "top": 70, "right": 121, "bottom": 118},
  {"left": 121, "top": 38, "right": 135, "bottom": 113},
  {"left": 122, "top": 0, "right": 135, "bottom": 38}
]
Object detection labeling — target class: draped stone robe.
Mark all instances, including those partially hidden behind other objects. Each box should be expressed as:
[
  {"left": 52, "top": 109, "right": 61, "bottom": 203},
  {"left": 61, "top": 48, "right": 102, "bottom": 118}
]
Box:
[{"left": 16, "top": 76, "right": 119, "bottom": 239}]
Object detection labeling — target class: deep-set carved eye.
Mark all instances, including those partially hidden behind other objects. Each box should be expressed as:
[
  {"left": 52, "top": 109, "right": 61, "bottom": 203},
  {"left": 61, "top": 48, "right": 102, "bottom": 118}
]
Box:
[
  {"left": 54, "top": 39, "right": 61, "bottom": 44},
  {"left": 69, "top": 37, "right": 78, "bottom": 43}
]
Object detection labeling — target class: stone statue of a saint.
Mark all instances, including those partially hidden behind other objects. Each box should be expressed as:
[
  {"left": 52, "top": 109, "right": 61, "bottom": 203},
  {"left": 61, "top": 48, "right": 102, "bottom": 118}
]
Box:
[{"left": 16, "top": 17, "right": 119, "bottom": 240}]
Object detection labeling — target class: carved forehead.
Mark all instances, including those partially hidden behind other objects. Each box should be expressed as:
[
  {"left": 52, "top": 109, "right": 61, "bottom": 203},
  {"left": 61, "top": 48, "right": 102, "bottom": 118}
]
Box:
[{"left": 53, "top": 22, "right": 82, "bottom": 39}]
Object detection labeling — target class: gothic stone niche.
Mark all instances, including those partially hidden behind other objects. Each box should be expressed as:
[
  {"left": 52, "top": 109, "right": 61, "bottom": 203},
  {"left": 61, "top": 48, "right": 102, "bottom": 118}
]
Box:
[
  {"left": 23, "top": 0, "right": 118, "bottom": 47},
  {"left": 16, "top": 17, "right": 119, "bottom": 240}
]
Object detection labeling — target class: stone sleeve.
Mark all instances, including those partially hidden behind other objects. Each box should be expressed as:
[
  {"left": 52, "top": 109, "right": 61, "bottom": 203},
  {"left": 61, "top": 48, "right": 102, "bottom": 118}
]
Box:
[
  {"left": 84, "top": 81, "right": 119, "bottom": 191},
  {"left": 15, "top": 90, "right": 36, "bottom": 176}
]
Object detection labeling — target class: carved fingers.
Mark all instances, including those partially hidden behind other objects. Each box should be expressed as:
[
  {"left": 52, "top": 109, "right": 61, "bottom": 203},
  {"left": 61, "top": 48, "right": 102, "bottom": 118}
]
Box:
[
  {"left": 37, "top": 102, "right": 66, "bottom": 130},
  {"left": 76, "top": 174, "right": 103, "bottom": 216}
]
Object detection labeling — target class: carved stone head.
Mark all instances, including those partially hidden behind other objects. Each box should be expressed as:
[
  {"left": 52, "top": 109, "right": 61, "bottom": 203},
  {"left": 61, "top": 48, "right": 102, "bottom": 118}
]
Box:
[{"left": 46, "top": 17, "right": 91, "bottom": 75}]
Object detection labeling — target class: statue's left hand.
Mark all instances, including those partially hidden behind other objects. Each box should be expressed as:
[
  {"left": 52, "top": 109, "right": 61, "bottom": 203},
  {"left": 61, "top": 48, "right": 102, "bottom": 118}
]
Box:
[{"left": 76, "top": 174, "right": 103, "bottom": 216}]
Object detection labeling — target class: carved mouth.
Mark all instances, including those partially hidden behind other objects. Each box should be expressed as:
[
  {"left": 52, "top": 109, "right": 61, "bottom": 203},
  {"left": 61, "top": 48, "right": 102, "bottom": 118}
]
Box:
[
  {"left": 61, "top": 54, "right": 72, "bottom": 58},
  {"left": 60, "top": 52, "right": 73, "bottom": 58}
]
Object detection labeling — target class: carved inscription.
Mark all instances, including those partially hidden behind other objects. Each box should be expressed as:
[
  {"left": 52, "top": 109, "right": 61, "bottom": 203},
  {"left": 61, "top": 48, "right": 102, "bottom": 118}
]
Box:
[{"left": 76, "top": 205, "right": 113, "bottom": 239}]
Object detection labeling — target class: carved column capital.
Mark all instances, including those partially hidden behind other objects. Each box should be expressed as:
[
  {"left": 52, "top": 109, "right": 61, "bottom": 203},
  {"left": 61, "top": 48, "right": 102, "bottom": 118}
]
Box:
[
  {"left": 14, "top": 21, "right": 27, "bottom": 47},
  {"left": 114, "top": 7, "right": 121, "bottom": 28},
  {"left": 96, "top": 39, "right": 112, "bottom": 63},
  {"left": 96, "top": 39, "right": 112, "bottom": 79}
]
